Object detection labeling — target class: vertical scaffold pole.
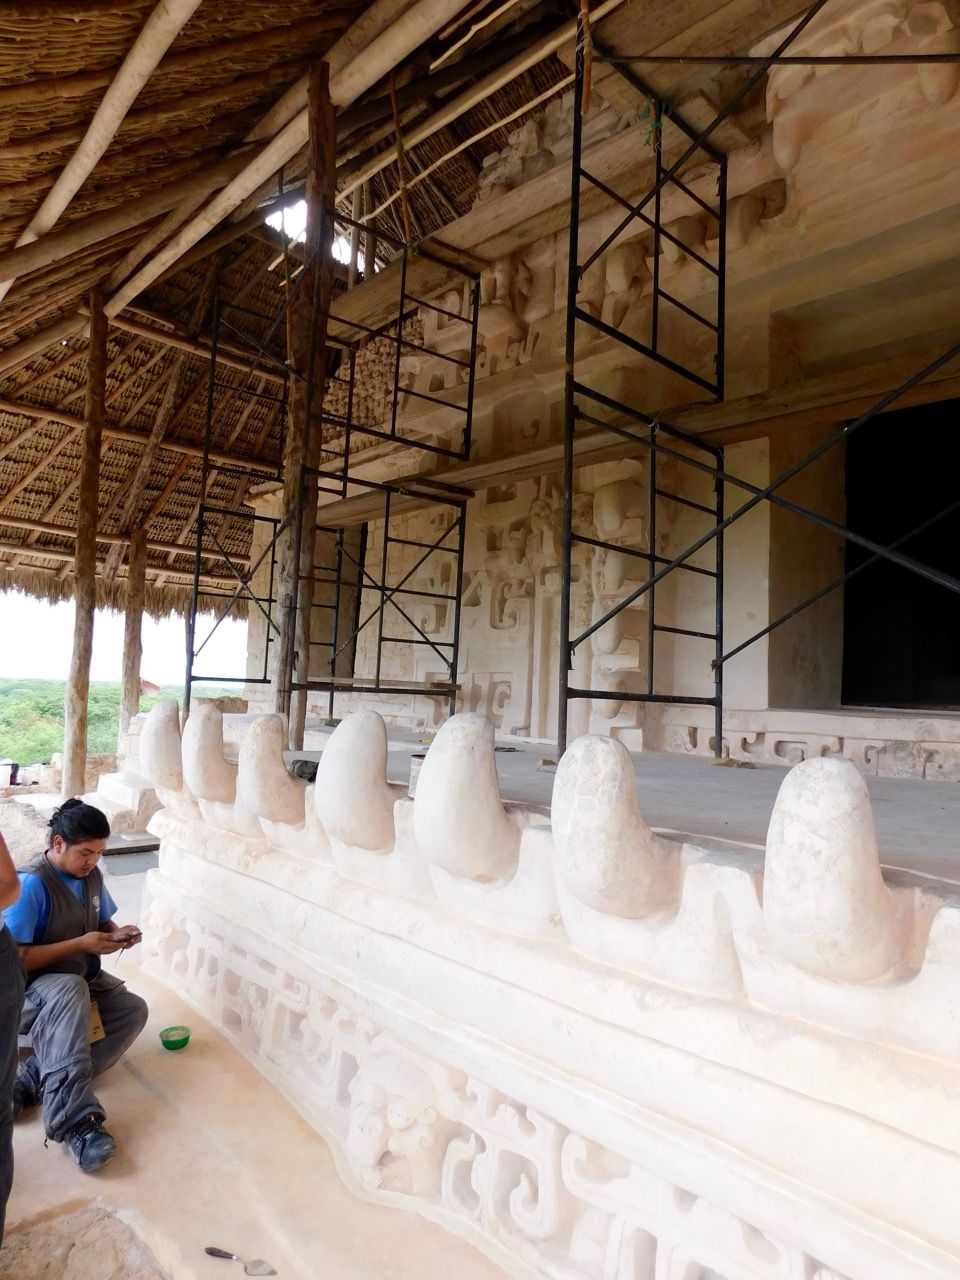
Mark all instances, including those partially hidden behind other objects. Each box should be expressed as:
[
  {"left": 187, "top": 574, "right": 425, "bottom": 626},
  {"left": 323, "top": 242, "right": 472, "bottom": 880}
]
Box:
[{"left": 558, "top": 14, "right": 587, "bottom": 759}]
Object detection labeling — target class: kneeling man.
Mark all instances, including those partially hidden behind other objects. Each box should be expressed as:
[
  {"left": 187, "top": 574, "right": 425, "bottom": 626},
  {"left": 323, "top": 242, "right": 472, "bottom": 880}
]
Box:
[{"left": 3, "top": 799, "right": 147, "bottom": 1172}]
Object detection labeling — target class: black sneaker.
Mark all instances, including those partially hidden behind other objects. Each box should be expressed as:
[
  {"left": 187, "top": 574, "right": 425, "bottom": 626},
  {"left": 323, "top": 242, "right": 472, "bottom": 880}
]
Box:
[
  {"left": 12, "top": 1067, "right": 37, "bottom": 1120},
  {"left": 65, "top": 1114, "right": 117, "bottom": 1173}
]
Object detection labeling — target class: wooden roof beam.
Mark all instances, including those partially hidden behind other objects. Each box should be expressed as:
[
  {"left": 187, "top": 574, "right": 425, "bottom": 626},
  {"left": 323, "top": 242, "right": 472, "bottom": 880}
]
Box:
[
  {"left": 0, "top": 511, "right": 251, "bottom": 566},
  {"left": 0, "top": 12, "right": 352, "bottom": 110},
  {"left": 0, "top": 539, "right": 241, "bottom": 590},
  {"left": 106, "top": 0, "right": 494, "bottom": 318},
  {"left": 103, "top": 269, "right": 217, "bottom": 578},
  {"left": 0, "top": 315, "right": 87, "bottom": 377},
  {"left": 0, "top": 0, "right": 205, "bottom": 308},
  {"left": 104, "top": 312, "right": 287, "bottom": 386},
  {"left": 0, "top": 396, "right": 277, "bottom": 473},
  {"left": 0, "top": 151, "right": 254, "bottom": 289}
]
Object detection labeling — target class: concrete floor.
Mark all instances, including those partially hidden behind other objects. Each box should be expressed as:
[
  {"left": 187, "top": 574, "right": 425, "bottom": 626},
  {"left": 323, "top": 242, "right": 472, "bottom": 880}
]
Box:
[
  {"left": 1, "top": 866, "right": 507, "bottom": 1280},
  {"left": 291, "top": 721, "right": 960, "bottom": 889}
]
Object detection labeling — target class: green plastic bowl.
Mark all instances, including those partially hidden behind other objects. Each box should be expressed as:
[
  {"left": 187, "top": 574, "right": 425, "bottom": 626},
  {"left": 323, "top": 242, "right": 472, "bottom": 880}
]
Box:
[{"left": 159, "top": 1024, "right": 191, "bottom": 1051}]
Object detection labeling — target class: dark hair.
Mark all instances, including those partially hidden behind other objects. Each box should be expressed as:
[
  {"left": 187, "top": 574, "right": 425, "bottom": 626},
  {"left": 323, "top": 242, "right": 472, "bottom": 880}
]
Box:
[{"left": 48, "top": 798, "right": 111, "bottom": 847}]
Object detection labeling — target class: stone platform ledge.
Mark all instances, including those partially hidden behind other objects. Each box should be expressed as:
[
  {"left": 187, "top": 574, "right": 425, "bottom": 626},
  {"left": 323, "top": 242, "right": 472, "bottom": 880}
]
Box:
[
  {"left": 654, "top": 704, "right": 960, "bottom": 780},
  {"left": 4, "top": 965, "right": 506, "bottom": 1280},
  {"left": 136, "top": 701, "right": 960, "bottom": 1279}
]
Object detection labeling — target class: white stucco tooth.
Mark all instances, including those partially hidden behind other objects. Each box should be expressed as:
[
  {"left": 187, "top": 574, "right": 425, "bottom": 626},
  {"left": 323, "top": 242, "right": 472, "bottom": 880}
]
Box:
[
  {"left": 238, "top": 714, "right": 307, "bottom": 827},
  {"left": 763, "top": 757, "right": 898, "bottom": 981},
  {"left": 413, "top": 713, "right": 521, "bottom": 882},
  {"left": 139, "top": 699, "right": 183, "bottom": 792},
  {"left": 551, "top": 735, "right": 675, "bottom": 917},
  {"left": 315, "top": 710, "right": 397, "bottom": 852},
  {"left": 181, "top": 702, "right": 237, "bottom": 804}
]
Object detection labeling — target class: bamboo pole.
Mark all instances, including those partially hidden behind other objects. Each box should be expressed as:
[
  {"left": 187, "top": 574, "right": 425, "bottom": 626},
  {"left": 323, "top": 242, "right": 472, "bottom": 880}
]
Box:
[
  {"left": 62, "top": 288, "right": 107, "bottom": 799},
  {"left": 0, "top": 0, "right": 204, "bottom": 306},
  {"left": 0, "top": 151, "right": 252, "bottom": 287},
  {"left": 118, "top": 527, "right": 147, "bottom": 746},
  {"left": 106, "top": 0, "right": 481, "bottom": 320}
]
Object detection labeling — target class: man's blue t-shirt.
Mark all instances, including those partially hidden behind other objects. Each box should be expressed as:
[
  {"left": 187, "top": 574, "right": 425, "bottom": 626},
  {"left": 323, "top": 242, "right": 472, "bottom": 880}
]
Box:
[{"left": 3, "top": 864, "right": 117, "bottom": 945}]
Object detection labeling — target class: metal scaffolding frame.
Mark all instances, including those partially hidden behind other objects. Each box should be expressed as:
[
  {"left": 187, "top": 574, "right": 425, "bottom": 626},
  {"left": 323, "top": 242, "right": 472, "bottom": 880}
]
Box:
[
  {"left": 558, "top": 15, "right": 727, "bottom": 754},
  {"left": 558, "top": 0, "right": 960, "bottom": 756},
  {"left": 281, "top": 209, "right": 479, "bottom": 723},
  {"left": 184, "top": 277, "right": 288, "bottom": 713},
  {"left": 185, "top": 203, "right": 480, "bottom": 725}
]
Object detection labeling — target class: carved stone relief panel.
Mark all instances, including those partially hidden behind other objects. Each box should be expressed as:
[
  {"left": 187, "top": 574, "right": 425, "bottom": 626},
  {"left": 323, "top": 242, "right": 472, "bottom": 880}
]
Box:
[
  {"left": 753, "top": 0, "right": 960, "bottom": 169},
  {"left": 143, "top": 887, "right": 857, "bottom": 1280}
]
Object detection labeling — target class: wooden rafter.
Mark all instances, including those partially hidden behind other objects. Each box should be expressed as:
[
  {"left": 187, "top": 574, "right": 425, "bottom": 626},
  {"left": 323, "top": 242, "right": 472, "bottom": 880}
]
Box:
[
  {"left": 0, "top": 396, "right": 276, "bottom": 472},
  {"left": 157, "top": 388, "right": 277, "bottom": 585},
  {"left": 0, "top": 13, "right": 352, "bottom": 112},
  {"left": 0, "top": 426, "right": 79, "bottom": 514},
  {"left": 0, "top": 510, "right": 251, "bottom": 565},
  {"left": 0, "top": 151, "right": 253, "bottom": 288},
  {"left": 102, "top": 263, "right": 217, "bottom": 577},
  {"left": 106, "top": 311, "right": 286, "bottom": 385}
]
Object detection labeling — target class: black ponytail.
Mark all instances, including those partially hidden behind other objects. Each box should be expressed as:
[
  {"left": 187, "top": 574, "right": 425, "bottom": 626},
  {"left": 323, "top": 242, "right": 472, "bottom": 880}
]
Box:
[{"left": 48, "top": 798, "right": 110, "bottom": 847}]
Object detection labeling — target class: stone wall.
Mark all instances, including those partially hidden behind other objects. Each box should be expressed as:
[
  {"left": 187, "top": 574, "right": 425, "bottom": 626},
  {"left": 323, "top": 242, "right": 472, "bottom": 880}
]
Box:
[
  {"left": 139, "top": 699, "right": 960, "bottom": 1278},
  {"left": 242, "top": 0, "right": 960, "bottom": 773}
]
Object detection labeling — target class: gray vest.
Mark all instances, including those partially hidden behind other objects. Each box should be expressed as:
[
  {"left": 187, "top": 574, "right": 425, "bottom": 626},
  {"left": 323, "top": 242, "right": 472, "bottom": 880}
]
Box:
[{"left": 22, "top": 853, "right": 104, "bottom": 985}]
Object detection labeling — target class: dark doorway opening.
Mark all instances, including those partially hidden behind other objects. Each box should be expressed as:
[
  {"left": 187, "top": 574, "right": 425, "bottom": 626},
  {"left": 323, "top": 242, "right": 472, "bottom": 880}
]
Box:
[{"left": 843, "top": 398, "right": 960, "bottom": 709}]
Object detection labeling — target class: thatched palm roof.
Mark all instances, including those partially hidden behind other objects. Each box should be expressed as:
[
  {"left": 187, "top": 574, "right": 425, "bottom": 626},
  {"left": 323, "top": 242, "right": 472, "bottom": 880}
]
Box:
[
  {"left": 0, "top": 0, "right": 580, "bottom": 616},
  {"left": 0, "top": 0, "right": 800, "bottom": 617}
]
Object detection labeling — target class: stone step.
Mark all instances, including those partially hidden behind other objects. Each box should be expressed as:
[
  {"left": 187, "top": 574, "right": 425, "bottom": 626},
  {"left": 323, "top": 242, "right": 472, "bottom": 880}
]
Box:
[
  {"left": 83, "top": 772, "right": 160, "bottom": 836},
  {"left": 94, "top": 771, "right": 156, "bottom": 811}
]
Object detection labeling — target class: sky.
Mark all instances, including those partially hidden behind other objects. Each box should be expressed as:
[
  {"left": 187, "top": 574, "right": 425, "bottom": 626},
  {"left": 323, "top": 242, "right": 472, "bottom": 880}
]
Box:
[
  {"left": 267, "top": 199, "right": 362, "bottom": 267},
  {"left": 0, "top": 203, "right": 313, "bottom": 689},
  {"left": 0, "top": 594, "right": 247, "bottom": 687}
]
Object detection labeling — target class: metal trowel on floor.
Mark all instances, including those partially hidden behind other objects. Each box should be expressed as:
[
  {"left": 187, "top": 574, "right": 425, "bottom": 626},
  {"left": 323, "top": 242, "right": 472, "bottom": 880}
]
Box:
[{"left": 205, "top": 1246, "right": 277, "bottom": 1275}]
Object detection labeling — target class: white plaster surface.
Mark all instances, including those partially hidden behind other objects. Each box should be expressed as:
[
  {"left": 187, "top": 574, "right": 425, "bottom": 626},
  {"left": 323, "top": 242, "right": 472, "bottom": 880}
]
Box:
[
  {"left": 136, "top": 704, "right": 960, "bottom": 1278},
  {"left": 764, "top": 757, "right": 898, "bottom": 979},
  {"left": 3, "top": 865, "right": 507, "bottom": 1280}
]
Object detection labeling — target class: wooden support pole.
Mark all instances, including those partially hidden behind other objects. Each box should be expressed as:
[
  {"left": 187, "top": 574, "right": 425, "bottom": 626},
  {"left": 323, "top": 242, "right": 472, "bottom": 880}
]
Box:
[
  {"left": 274, "top": 62, "right": 337, "bottom": 746},
  {"left": 118, "top": 527, "right": 147, "bottom": 748},
  {"left": 363, "top": 180, "right": 378, "bottom": 277},
  {"left": 62, "top": 288, "right": 106, "bottom": 799}
]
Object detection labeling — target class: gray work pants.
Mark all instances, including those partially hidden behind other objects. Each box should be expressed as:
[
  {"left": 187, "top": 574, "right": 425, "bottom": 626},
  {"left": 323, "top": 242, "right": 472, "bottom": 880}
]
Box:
[
  {"left": 0, "top": 926, "right": 24, "bottom": 1246},
  {"left": 18, "top": 971, "right": 148, "bottom": 1142}
]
